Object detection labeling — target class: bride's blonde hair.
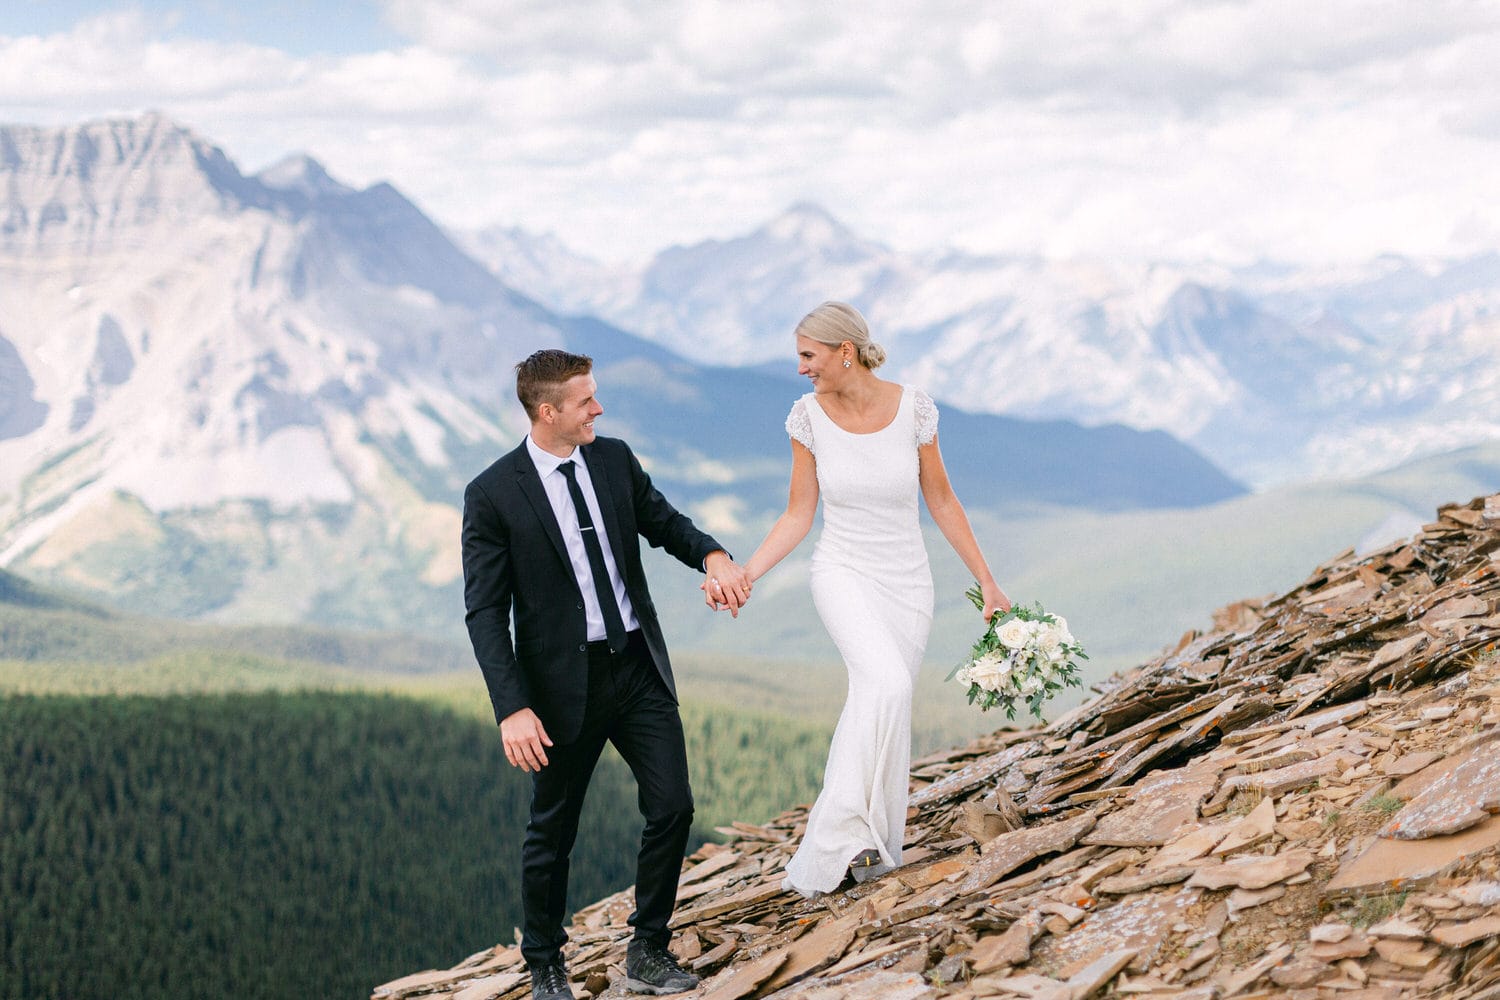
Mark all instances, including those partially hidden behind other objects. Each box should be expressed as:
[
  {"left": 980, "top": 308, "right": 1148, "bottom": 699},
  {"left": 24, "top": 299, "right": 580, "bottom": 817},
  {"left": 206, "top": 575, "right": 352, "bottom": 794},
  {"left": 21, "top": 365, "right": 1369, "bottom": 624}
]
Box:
[{"left": 795, "top": 301, "right": 886, "bottom": 370}]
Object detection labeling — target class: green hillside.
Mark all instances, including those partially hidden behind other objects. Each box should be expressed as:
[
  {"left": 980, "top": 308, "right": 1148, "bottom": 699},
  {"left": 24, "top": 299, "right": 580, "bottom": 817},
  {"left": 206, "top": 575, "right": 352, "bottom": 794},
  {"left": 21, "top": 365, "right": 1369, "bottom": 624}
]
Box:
[{"left": 0, "top": 689, "right": 830, "bottom": 1000}]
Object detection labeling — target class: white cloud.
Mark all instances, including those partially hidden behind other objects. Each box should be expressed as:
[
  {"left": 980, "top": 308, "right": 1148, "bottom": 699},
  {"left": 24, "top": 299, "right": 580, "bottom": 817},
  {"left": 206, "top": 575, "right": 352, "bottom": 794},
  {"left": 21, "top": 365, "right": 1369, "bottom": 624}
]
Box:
[{"left": 3, "top": 1, "right": 1500, "bottom": 265}]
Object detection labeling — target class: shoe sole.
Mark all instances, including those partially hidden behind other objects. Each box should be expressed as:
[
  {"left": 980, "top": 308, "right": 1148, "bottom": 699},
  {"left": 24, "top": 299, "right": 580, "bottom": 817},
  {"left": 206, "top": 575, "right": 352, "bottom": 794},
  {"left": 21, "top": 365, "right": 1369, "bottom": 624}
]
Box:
[{"left": 625, "top": 978, "right": 699, "bottom": 995}]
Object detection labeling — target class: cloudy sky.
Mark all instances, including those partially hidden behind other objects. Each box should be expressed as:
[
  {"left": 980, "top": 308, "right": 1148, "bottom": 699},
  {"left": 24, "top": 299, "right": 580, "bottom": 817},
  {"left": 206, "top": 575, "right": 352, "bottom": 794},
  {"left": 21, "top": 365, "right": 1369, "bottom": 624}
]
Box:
[{"left": 4, "top": 1, "right": 1500, "bottom": 265}]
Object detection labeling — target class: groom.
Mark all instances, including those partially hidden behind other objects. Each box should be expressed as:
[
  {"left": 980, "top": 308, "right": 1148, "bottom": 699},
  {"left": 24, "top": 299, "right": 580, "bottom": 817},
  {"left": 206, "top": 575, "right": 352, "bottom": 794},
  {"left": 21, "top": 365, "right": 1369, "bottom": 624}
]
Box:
[{"left": 462, "top": 349, "right": 751, "bottom": 1000}]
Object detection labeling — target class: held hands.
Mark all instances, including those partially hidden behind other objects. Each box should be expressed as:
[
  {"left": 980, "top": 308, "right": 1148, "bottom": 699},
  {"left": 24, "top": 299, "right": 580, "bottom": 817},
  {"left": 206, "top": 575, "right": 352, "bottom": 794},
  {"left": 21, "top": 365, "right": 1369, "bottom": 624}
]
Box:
[
  {"left": 702, "top": 550, "right": 753, "bottom": 617},
  {"left": 499, "top": 707, "right": 553, "bottom": 772}
]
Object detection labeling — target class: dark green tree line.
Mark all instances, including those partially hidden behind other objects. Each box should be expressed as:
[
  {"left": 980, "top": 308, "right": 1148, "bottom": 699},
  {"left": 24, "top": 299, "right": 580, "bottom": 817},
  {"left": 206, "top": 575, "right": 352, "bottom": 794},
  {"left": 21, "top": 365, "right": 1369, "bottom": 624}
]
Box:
[{"left": 0, "top": 690, "right": 832, "bottom": 1000}]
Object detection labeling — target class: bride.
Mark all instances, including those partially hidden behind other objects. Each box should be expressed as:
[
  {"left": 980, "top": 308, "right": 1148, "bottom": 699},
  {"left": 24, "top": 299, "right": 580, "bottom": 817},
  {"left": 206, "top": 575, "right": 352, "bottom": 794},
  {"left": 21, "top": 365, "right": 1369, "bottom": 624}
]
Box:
[{"left": 719, "top": 301, "right": 1009, "bottom": 896}]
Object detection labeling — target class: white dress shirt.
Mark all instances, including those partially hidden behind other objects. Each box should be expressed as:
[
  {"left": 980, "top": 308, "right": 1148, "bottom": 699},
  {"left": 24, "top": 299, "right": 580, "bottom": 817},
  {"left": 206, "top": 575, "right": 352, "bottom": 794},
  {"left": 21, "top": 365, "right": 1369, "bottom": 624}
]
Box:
[{"left": 526, "top": 436, "right": 641, "bottom": 641}]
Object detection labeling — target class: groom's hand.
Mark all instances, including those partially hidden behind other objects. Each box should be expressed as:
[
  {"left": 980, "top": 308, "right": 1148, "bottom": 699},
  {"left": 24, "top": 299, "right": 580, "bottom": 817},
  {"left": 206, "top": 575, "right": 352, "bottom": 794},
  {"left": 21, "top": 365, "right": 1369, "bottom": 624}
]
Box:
[
  {"left": 703, "top": 551, "right": 752, "bottom": 617},
  {"left": 500, "top": 708, "right": 553, "bottom": 772}
]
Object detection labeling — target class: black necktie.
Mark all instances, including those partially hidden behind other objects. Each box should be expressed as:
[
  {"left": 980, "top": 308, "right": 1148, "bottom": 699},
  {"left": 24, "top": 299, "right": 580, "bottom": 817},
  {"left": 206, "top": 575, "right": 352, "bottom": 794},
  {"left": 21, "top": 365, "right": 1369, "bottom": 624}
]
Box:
[{"left": 558, "top": 461, "right": 627, "bottom": 652}]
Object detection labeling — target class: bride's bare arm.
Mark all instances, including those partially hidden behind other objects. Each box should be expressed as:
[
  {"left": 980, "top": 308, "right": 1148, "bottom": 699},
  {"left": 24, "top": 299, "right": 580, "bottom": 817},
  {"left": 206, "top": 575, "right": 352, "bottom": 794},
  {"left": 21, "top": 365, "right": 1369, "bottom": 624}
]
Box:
[
  {"left": 744, "top": 440, "right": 819, "bottom": 583},
  {"left": 918, "top": 435, "right": 1011, "bottom": 620}
]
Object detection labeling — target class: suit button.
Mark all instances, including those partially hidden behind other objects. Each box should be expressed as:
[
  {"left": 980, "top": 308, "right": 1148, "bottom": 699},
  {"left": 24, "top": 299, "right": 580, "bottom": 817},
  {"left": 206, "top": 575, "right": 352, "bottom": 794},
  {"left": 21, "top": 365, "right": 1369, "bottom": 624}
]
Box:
[
  {"left": 578, "top": 644, "right": 586, "bottom": 652},
  {"left": 576, "top": 602, "right": 584, "bottom": 610}
]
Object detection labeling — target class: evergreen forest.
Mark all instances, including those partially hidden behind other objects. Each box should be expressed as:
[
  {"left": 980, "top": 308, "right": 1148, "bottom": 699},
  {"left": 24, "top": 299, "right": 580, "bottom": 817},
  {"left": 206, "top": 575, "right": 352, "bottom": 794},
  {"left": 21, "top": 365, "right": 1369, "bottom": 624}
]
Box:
[{"left": 0, "top": 690, "right": 830, "bottom": 1000}]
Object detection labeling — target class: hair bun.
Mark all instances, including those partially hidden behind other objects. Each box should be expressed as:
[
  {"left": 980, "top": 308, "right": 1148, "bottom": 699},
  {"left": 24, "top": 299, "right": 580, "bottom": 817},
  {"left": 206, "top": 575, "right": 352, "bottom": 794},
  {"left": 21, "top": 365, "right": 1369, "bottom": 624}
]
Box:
[{"left": 859, "top": 342, "right": 886, "bottom": 370}]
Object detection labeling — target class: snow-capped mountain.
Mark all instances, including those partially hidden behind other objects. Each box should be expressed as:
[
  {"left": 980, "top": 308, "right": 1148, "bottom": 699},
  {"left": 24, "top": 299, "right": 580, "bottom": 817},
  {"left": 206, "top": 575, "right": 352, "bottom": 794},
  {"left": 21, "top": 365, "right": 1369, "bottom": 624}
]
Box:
[
  {"left": 468, "top": 205, "right": 1500, "bottom": 486},
  {"left": 0, "top": 115, "right": 1239, "bottom": 632}
]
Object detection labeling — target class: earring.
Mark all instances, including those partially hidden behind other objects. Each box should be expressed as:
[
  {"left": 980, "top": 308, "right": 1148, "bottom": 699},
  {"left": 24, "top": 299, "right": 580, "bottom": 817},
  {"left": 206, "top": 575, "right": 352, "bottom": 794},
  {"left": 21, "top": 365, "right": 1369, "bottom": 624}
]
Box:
[{"left": 843, "top": 358, "right": 852, "bottom": 368}]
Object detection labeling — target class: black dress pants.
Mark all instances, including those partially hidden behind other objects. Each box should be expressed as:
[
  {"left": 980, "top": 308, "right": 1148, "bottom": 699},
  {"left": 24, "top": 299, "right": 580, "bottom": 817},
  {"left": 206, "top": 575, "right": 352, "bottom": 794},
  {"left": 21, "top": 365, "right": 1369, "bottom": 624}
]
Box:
[{"left": 520, "top": 630, "right": 695, "bottom": 969}]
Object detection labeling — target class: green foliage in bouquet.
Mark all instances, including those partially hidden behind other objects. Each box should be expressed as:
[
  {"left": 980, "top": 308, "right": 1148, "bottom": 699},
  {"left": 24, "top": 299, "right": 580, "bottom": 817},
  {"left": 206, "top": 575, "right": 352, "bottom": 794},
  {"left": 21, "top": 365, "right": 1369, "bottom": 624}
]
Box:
[{"left": 949, "top": 584, "right": 1088, "bottom": 720}]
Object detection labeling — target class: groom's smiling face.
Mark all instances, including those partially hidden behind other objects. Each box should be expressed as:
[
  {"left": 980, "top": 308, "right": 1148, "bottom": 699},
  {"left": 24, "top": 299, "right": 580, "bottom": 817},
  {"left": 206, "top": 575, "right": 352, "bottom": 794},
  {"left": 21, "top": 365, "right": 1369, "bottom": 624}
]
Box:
[{"left": 544, "top": 373, "right": 603, "bottom": 451}]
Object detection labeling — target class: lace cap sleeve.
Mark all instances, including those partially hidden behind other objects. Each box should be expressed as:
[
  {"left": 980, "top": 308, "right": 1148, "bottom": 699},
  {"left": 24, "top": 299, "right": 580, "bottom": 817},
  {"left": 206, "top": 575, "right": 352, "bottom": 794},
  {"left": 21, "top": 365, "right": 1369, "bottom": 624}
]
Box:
[
  {"left": 785, "top": 398, "right": 814, "bottom": 454},
  {"left": 913, "top": 388, "right": 939, "bottom": 446}
]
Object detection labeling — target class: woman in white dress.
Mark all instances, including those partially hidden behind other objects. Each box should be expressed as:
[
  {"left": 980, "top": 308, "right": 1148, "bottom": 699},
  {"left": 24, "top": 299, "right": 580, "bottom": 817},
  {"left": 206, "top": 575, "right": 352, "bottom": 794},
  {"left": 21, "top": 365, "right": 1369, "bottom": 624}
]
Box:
[{"left": 729, "top": 301, "right": 1010, "bottom": 897}]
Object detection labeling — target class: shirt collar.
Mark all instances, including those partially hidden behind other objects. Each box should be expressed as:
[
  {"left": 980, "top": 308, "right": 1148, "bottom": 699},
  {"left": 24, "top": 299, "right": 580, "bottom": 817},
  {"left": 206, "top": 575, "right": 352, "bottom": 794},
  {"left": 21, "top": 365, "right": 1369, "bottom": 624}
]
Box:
[{"left": 526, "top": 435, "right": 580, "bottom": 478}]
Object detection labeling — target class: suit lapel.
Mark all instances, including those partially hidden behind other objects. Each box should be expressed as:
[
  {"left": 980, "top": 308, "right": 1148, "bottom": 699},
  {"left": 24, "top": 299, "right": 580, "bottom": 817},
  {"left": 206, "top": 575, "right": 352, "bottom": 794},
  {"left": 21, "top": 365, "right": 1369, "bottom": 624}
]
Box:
[
  {"left": 513, "top": 445, "right": 571, "bottom": 571},
  {"left": 582, "top": 443, "right": 631, "bottom": 576}
]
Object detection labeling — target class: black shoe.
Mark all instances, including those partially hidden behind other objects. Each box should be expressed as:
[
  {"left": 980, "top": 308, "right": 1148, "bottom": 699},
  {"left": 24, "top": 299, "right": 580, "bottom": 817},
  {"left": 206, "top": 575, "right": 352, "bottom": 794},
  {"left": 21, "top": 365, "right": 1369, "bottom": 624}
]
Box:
[
  {"left": 625, "top": 940, "right": 700, "bottom": 995},
  {"left": 848, "top": 848, "right": 888, "bottom": 884},
  {"left": 530, "top": 960, "right": 574, "bottom": 1000}
]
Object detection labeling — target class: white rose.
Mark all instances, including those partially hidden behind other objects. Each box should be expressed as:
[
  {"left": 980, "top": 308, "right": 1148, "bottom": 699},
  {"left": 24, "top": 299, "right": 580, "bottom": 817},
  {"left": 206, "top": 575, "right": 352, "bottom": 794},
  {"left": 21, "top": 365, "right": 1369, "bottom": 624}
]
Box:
[
  {"left": 968, "top": 650, "right": 1013, "bottom": 691},
  {"left": 1034, "top": 625, "right": 1062, "bottom": 655},
  {"left": 1020, "top": 675, "right": 1044, "bottom": 696},
  {"left": 996, "top": 619, "right": 1030, "bottom": 650},
  {"left": 1053, "top": 616, "right": 1075, "bottom": 646}
]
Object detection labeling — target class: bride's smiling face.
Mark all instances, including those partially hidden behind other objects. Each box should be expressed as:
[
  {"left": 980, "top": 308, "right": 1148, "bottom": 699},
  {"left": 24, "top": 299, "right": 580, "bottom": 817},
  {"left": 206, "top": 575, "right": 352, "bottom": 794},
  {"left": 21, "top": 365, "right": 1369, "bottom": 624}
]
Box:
[{"left": 796, "top": 335, "right": 848, "bottom": 392}]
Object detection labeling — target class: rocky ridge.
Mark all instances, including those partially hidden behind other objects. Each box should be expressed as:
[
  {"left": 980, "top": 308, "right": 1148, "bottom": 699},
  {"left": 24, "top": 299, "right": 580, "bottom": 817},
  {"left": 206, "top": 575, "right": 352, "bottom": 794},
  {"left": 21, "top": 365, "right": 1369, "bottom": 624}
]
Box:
[{"left": 376, "top": 493, "right": 1500, "bottom": 1000}]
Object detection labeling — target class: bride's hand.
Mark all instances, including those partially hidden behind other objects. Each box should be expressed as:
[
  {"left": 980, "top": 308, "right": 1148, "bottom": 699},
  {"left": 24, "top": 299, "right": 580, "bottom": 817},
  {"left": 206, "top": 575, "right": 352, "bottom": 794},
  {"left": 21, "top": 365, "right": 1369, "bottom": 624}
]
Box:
[{"left": 982, "top": 584, "right": 1012, "bottom": 622}]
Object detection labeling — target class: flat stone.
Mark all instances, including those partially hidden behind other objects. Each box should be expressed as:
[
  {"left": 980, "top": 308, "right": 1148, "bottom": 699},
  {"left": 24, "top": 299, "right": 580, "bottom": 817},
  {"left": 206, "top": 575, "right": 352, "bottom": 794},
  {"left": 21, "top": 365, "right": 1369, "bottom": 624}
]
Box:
[
  {"left": 1367, "top": 917, "right": 1426, "bottom": 940},
  {"left": 789, "top": 971, "right": 935, "bottom": 1000},
  {"left": 984, "top": 973, "right": 1071, "bottom": 1000},
  {"left": 1063, "top": 948, "right": 1137, "bottom": 999},
  {"left": 1221, "top": 756, "right": 1338, "bottom": 797},
  {"left": 1233, "top": 747, "right": 1317, "bottom": 774},
  {"left": 1096, "top": 868, "right": 1193, "bottom": 895},
  {"left": 819, "top": 939, "right": 920, "bottom": 979},
  {"left": 1187, "top": 848, "right": 1315, "bottom": 891},
  {"left": 1226, "top": 885, "right": 1285, "bottom": 916},
  {"left": 452, "top": 973, "right": 525, "bottom": 1000},
  {"left": 1420, "top": 594, "right": 1489, "bottom": 624},
  {"left": 1366, "top": 634, "right": 1427, "bottom": 673},
  {"left": 1449, "top": 881, "right": 1500, "bottom": 906},
  {"left": 1297, "top": 701, "right": 1370, "bottom": 735},
  {"left": 1384, "top": 738, "right": 1500, "bottom": 839},
  {"left": 1430, "top": 915, "right": 1500, "bottom": 948},
  {"left": 1372, "top": 939, "right": 1437, "bottom": 968},
  {"left": 969, "top": 915, "right": 1042, "bottom": 972},
  {"left": 909, "top": 743, "right": 1036, "bottom": 808},
  {"left": 1181, "top": 936, "right": 1219, "bottom": 971},
  {"left": 699, "top": 949, "right": 787, "bottom": 1000},
  {"left": 1327, "top": 815, "right": 1500, "bottom": 895},
  {"left": 896, "top": 857, "right": 967, "bottom": 890},
  {"left": 1147, "top": 825, "right": 1228, "bottom": 870},
  {"left": 1212, "top": 797, "right": 1277, "bottom": 856},
  {"left": 1214, "top": 942, "right": 1292, "bottom": 997},
  {"left": 1309, "top": 922, "right": 1352, "bottom": 943},
  {"left": 671, "top": 882, "right": 787, "bottom": 926},
  {"left": 1309, "top": 932, "right": 1373, "bottom": 961},
  {"left": 958, "top": 800, "right": 1020, "bottom": 845},
  {"left": 1084, "top": 763, "right": 1220, "bottom": 847},
  {"left": 1036, "top": 890, "right": 1197, "bottom": 977},
  {"left": 1269, "top": 957, "right": 1335, "bottom": 988},
  {"left": 960, "top": 814, "right": 1097, "bottom": 893},
  {"left": 760, "top": 915, "right": 860, "bottom": 992},
  {"left": 680, "top": 852, "right": 743, "bottom": 885},
  {"left": 1381, "top": 751, "right": 1443, "bottom": 778}
]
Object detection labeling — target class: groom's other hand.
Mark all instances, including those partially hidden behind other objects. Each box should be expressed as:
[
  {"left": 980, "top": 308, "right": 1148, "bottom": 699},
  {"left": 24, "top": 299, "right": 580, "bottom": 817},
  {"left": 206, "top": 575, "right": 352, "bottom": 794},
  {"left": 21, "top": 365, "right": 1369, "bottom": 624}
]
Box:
[
  {"left": 703, "top": 551, "right": 752, "bottom": 617},
  {"left": 500, "top": 708, "right": 553, "bottom": 771}
]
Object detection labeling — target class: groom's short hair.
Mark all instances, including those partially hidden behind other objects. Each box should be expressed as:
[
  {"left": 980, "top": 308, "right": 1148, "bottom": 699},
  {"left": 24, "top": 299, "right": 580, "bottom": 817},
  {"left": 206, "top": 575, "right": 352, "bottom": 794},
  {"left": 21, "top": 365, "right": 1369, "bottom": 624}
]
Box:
[{"left": 516, "top": 349, "right": 594, "bottom": 421}]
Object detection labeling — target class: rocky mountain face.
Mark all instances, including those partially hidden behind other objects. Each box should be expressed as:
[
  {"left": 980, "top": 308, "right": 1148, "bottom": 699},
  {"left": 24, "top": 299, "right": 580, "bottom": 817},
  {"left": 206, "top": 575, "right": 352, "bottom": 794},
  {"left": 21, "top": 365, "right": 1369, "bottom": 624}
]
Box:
[
  {"left": 0, "top": 115, "right": 1240, "bottom": 634},
  {"left": 377, "top": 492, "right": 1500, "bottom": 1000},
  {"left": 462, "top": 206, "right": 1500, "bottom": 487}
]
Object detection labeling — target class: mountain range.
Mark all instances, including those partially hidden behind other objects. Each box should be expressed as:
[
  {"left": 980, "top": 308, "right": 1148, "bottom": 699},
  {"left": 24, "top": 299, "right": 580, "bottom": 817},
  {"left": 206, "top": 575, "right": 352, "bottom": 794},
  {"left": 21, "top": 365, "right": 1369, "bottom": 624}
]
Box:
[
  {"left": 0, "top": 114, "right": 1239, "bottom": 638},
  {"left": 461, "top": 205, "right": 1500, "bottom": 487}
]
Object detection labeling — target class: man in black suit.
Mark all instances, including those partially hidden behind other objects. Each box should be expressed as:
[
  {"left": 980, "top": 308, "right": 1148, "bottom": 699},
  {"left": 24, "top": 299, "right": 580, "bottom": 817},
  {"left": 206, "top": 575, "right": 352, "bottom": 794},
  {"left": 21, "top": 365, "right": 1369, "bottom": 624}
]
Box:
[{"left": 462, "top": 350, "right": 751, "bottom": 1000}]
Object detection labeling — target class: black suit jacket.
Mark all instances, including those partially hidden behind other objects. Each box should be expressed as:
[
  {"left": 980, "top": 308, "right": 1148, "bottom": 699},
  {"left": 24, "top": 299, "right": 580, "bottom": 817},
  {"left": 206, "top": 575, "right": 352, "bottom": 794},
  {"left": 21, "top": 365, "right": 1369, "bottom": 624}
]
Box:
[{"left": 462, "top": 435, "right": 723, "bottom": 742}]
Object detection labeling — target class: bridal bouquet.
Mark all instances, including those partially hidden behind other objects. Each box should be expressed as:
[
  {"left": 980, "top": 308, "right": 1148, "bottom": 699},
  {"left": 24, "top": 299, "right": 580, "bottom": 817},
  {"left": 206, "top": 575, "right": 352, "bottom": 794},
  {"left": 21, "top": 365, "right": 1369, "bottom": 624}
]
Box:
[{"left": 949, "top": 586, "right": 1087, "bottom": 720}]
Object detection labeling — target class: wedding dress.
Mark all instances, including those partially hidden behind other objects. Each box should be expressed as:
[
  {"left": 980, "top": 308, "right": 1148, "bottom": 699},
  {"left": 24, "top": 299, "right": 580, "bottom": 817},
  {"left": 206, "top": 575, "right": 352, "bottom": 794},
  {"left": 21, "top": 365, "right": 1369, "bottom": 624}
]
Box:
[{"left": 781, "top": 384, "right": 937, "bottom": 897}]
